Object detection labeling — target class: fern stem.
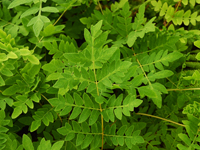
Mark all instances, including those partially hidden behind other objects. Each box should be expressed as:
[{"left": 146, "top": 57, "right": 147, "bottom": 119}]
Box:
[
  {"left": 168, "top": 88, "right": 200, "bottom": 91},
  {"left": 191, "top": 127, "right": 200, "bottom": 146},
  {"left": 174, "top": 0, "right": 182, "bottom": 13},
  {"left": 98, "top": 0, "right": 104, "bottom": 15},
  {"left": 166, "top": 77, "right": 178, "bottom": 88},
  {"left": 53, "top": 9, "right": 67, "bottom": 26},
  {"left": 40, "top": 93, "right": 62, "bottom": 123},
  {"left": 133, "top": 49, "right": 152, "bottom": 86},
  {"left": 92, "top": 48, "right": 104, "bottom": 149},
  {"left": 136, "top": 113, "right": 185, "bottom": 127}
]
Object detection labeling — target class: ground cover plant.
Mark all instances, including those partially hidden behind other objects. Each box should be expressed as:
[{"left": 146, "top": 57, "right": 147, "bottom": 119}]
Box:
[{"left": 1, "top": 0, "right": 200, "bottom": 149}]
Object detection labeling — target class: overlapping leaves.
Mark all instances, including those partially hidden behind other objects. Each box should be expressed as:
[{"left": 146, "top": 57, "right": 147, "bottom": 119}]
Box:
[
  {"left": 49, "top": 92, "right": 100, "bottom": 125},
  {"left": 151, "top": 0, "right": 200, "bottom": 26},
  {"left": 30, "top": 104, "right": 57, "bottom": 132},
  {"left": 57, "top": 121, "right": 144, "bottom": 149}
]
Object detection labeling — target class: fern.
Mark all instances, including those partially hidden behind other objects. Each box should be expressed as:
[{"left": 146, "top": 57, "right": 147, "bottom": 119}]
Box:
[
  {"left": 30, "top": 104, "right": 58, "bottom": 132},
  {"left": 1, "top": 0, "right": 200, "bottom": 149},
  {"left": 151, "top": 0, "right": 200, "bottom": 26},
  {"left": 177, "top": 114, "right": 200, "bottom": 150},
  {"left": 0, "top": 110, "right": 10, "bottom": 149}
]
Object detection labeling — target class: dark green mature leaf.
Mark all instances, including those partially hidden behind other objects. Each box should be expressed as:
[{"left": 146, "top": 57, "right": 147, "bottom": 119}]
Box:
[
  {"left": 2, "top": 84, "right": 18, "bottom": 95},
  {"left": 81, "top": 134, "right": 93, "bottom": 149},
  {"left": 69, "top": 107, "right": 82, "bottom": 120},
  {"left": 89, "top": 110, "right": 100, "bottom": 125},
  {"left": 76, "top": 133, "right": 85, "bottom": 146},
  {"left": 78, "top": 108, "right": 91, "bottom": 123}
]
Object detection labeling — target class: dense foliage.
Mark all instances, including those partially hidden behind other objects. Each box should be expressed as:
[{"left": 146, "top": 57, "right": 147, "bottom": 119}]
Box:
[{"left": 1, "top": 0, "right": 200, "bottom": 149}]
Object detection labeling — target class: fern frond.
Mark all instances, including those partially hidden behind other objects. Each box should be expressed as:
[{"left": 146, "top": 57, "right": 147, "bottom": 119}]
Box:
[
  {"left": 30, "top": 104, "right": 57, "bottom": 132},
  {"left": 151, "top": 1, "right": 200, "bottom": 26}
]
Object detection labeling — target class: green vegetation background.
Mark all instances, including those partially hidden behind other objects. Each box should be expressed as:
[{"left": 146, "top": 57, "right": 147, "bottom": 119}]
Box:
[{"left": 1, "top": 0, "right": 200, "bottom": 149}]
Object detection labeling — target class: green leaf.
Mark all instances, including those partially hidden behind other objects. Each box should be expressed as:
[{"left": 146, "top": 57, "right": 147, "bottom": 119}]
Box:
[
  {"left": 160, "top": 2, "right": 168, "bottom": 16},
  {"left": 148, "top": 70, "right": 174, "bottom": 81},
  {"left": 42, "top": 7, "right": 59, "bottom": 13},
  {"left": 191, "top": 12, "right": 198, "bottom": 26},
  {"left": 190, "top": 0, "right": 195, "bottom": 6},
  {"left": 91, "top": 20, "right": 103, "bottom": 37},
  {"left": 42, "top": 24, "right": 65, "bottom": 37},
  {"left": 8, "top": 25, "right": 19, "bottom": 38},
  {"left": 65, "top": 132, "right": 75, "bottom": 141},
  {"left": 83, "top": 93, "right": 94, "bottom": 107},
  {"left": 72, "top": 121, "right": 81, "bottom": 132},
  {"left": 114, "top": 107, "right": 122, "bottom": 120},
  {"left": 22, "top": 134, "right": 34, "bottom": 150},
  {"left": 30, "top": 120, "right": 41, "bottom": 132},
  {"left": 177, "top": 144, "right": 188, "bottom": 150},
  {"left": 69, "top": 107, "right": 82, "bottom": 120},
  {"left": 20, "top": 49, "right": 32, "bottom": 56},
  {"left": 64, "top": 53, "right": 83, "bottom": 63},
  {"left": 81, "top": 134, "right": 93, "bottom": 149},
  {"left": 27, "top": 55, "right": 40, "bottom": 64},
  {"left": 127, "top": 31, "right": 138, "bottom": 47},
  {"left": 33, "top": 17, "right": 44, "bottom": 37},
  {"left": 165, "top": 6, "right": 174, "bottom": 22},
  {"left": 151, "top": 0, "right": 162, "bottom": 11},
  {"left": 0, "top": 75, "right": 5, "bottom": 86},
  {"left": 37, "top": 138, "right": 51, "bottom": 150},
  {"left": 89, "top": 110, "right": 100, "bottom": 125},
  {"left": 12, "top": 107, "right": 22, "bottom": 119},
  {"left": 74, "top": 93, "right": 84, "bottom": 106},
  {"left": 178, "top": 133, "right": 191, "bottom": 146},
  {"left": 86, "top": 83, "right": 96, "bottom": 93},
  {"left": 78, "top": 108, "right": 91, "bottom": 123},
  {"left": 152, "top": 82, "right": 168, "bottom": 94},
  {"left": 27, "top": 16, "right": 38, "bottom": 26},
  {"left": 95, "top": 96, "right": 106, "bottom": 104},
  {"left": 101, "top": 78, "right": 113, "bottom": 87},
  {"left": 2, "top": 84, "right": 18, "bottom": 95},
  {"left": 138, "top": 86, "right": 157, "bottom": 98},
  {"left": 117, "top": 125, "right": 127, "bottom": 146},
  {"left": 76, "top": 133, "right": 85, "bottom": 146},
  {"left": 84, "top": 28, "right": 92, "bottom": 46},
  {"left": 0, "top": 29, "right": 7, "bottom": 39},
  {"left": 196, "top": 52, "right": 200, "bottom": 60},
  {"left": 78, "top": 81, "right": 89, "bottom": 91},
  {"left": 40, "top": 15, "right": 50, "bottom": 23},
  {"left": 183, "top": 10, "right": 191, "bottom": 25},
  {"left": 0, "top": 53, "right": 7, "bottom": 61},
  {"left": 21, "top": 7, "right": 39, "bottom": 18},
  {"left": 46, "top": 73, "right": 61, "bottom": 81},
  {"left": 194, "top": 40, "right": 200, "bottom": 48},
  {"left": 8, "top": 0, "right": 32, "bottom": 9},
  {"left": 1, "top": 68, "right": 13, "bottom": 76},
  {"left": 173, "top": 10, "right": 184, "bottom": 25},
  {"left": 51, "top": 141, "right": 64, "bottom": 150},
  {"left": 7, "top": 52, "right": 18, "bottom": 59}
]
